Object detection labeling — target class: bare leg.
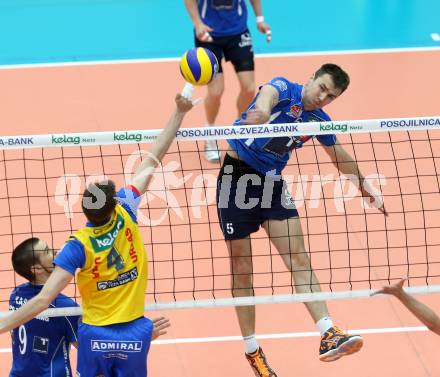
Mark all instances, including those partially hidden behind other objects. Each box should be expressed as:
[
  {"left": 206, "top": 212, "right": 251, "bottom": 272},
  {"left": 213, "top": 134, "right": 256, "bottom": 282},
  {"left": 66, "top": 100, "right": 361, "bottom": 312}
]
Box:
[
  {"left": 204, "top": 72, "right": 224, "bottom": 124},
  {"left": 204, "top": 72, "right": 224, "bottom": 161},
  {"left": 262, "top": 217, "right": 329, "bottom": 322},
  {"left": 236, "top": 70, "right": 256, "bottom": 116},
  {"left": 226, "top": 237, "right": 255, "bottom": 337}
]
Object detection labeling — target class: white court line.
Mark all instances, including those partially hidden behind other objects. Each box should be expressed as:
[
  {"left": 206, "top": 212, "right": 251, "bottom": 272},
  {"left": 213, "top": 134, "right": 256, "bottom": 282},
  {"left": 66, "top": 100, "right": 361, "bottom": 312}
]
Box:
[
  {"left": 0, "top": 325, "right": 429, "bottom": 352},
  {"left": 152, "top": 326, "right": 428, "bottom": 345},
  {"left": 0, "top": 46, "right": 440, "bottom": 70}
]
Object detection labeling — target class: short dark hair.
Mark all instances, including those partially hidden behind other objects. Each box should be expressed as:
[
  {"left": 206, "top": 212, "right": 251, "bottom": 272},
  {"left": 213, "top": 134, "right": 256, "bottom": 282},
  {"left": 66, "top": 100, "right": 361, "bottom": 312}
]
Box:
[
  {"left": 314, "top": 63, "right": 350, "bottom": 93},
  {"left": 12, "top": 238, "right": 42, "bottom": 282},
  {"left": 82, "top": 180, "right": 117, "bottom": 224}
]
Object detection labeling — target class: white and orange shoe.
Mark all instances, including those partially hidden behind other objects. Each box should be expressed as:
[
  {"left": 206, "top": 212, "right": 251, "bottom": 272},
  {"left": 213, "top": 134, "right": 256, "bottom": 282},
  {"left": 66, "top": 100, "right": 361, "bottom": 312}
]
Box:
[
  {"left": 245, "top": 347, "right": 277, "bottom": 377},
  {"left": 319, "top": 326, "right": 363, "bottom": 362}
]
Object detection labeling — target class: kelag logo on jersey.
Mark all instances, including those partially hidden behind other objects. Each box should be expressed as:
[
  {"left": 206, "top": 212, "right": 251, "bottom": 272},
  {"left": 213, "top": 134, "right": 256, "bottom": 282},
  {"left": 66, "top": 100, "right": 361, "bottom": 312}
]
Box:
[{"left": 90, "top": 214, "right": 125, "bottom": 252}]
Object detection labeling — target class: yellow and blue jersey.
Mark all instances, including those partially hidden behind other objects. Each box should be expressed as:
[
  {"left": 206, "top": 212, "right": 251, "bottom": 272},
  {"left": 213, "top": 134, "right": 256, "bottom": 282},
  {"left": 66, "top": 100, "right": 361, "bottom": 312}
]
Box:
[
  {"left": 197, "top": 0, "right": 248, "bottom": 37},
  {"left": 228, "top": 77, "right": 336, "bottom": 176},
  {"left": 54, "top": 187, "right": 147, "bottom": 326},
  {"left": 9, "top": 283, "right": 79, "bottom": 377}
]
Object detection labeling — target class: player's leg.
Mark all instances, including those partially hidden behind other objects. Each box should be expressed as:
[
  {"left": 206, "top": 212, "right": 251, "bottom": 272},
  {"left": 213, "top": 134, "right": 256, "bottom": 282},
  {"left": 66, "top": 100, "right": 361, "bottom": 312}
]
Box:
[
  {"left": 262, "top": 216, "right": 363, "bottom": 361},
  {"left": 227, "top": 237, "right": 278, "bottom": 377},
  {"left": 195, "top": 37, "right": 224, "bottom": 162},
  {"left": 226, "top": 237, "right": 255, "bottom": 335},
  {"left": 236, "top": 70, "right": 255, "bottom": 116},
  {"left": 112, "top": 317, "right": 153, "bottom": 377},
  {"left": 262, "top": 217, "right": 329, "bottom": 320},
  {"left": 225, "top": 30, "right": 255, "bottom": 116},
  {"left": 76, "top": 323, "right": 114, "bottom": 377},
  {"left": 216, "top": 154, "right": 277, "bottom": 377},
  {"left": 204, "top": 72, "right": 225, "bottom": 160}
]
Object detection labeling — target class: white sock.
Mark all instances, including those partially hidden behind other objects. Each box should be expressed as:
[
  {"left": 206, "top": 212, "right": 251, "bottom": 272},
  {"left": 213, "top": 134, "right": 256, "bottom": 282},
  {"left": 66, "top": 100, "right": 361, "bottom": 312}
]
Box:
[
  {"left": 316, "top": 317, "right": 334, "bottom": 335},
  {"left": 244, "top": 335, "right": 259, "bottom": 354}
]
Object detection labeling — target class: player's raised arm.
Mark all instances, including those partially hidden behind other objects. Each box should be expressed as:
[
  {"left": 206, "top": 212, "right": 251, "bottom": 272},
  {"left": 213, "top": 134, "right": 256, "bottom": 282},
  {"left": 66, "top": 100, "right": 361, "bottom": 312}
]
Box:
[
  {"left": 241, "top": 84, "right": 279, "bottom": 125},
  {"left": 372, "top": 279, "right": 440, "bottom": 336},
  {"left": 323, "top": 140, "right": 388, "bottom": 216},
  {"left": 131, "top": 93, "right": 194, "bottom": 195}
]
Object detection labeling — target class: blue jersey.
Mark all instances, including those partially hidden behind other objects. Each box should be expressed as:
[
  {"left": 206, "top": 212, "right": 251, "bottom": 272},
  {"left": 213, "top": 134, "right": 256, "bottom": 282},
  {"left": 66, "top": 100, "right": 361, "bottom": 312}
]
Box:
[
  {"left": 228, "top": 77, "right": 337, "bottom": 175},
  {"left": 197, "top": 0, "right": 248, "bottom": 37},
  {"left": 9, "top": 283, "right": 80, "bottom": 377}
]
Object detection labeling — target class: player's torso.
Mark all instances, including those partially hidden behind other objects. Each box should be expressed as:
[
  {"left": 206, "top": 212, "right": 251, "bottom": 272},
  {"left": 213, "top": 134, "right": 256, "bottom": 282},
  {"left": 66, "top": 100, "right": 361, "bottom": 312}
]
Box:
[
  {"left": 198, "top": 0, "right": 248, "bottom": 36},
  {"left": 74, "top": 204, "right": 147, "bottom": 325},
  {"left": 230, "top": 81, "right": 330, "bottom": 174},
  {"left": 9, "top": 285, "right": 73, "bottom": 377}
]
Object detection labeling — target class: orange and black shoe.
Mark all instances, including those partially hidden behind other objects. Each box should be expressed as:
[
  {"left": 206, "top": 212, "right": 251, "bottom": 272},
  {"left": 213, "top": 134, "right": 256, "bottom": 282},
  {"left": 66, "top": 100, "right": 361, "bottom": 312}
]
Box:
[
  {"left": 245, "top": 347, "right": 278, "bottom": 377},
  {"left": 319, "top": 326, "right": 363, "bottom": 362}
]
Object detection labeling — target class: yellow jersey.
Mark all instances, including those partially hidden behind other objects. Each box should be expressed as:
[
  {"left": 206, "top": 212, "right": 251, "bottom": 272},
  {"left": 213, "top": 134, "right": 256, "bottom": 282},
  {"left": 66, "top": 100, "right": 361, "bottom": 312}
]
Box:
[{"left": 71, "top": 203, "right": 147, "bottom": 326}]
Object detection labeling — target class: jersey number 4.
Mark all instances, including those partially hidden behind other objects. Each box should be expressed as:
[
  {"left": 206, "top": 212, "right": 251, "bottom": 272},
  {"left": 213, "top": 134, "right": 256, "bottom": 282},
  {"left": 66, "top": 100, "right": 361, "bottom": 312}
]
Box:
[{"left": 107, "top": 247, "right": 124, "bottom": 271}]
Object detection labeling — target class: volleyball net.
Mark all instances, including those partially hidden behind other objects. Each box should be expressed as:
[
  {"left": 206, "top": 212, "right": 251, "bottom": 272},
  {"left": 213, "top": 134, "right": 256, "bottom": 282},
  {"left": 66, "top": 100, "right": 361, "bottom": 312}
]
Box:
[{"left": 1, "top": 115, "right": 440, "bottom": 317}]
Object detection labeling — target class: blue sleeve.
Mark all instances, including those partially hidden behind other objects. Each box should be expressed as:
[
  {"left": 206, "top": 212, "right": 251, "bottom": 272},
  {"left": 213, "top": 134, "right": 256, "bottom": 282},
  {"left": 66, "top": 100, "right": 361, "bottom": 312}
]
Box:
[
  {"left": 117, "top": 187, "right": 141, "bottom": 222},
  {"left": 315, "top": 111, "right": 337, "bottom": 146},
  {"left": 316, "top": 134, "right": 337, "bottom": 146},
  {"left": 53, "top": 239, "right": 86, "bottom": 275},
  {"left": 267, "top": 77, "right": 292, "bottom": 102}
]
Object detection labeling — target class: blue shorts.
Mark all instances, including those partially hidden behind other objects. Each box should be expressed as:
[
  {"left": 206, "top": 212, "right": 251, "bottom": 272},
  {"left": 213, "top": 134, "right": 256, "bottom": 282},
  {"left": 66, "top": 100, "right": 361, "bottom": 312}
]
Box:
[
  {"left": 216, "top": 154, "right": 298, "bottom": 240},
  {"left": 195, "top": 29, "right": 254, "bottom": 73},
  {"left": 77, "top": 317, "right": 153, "bottom": 377}
]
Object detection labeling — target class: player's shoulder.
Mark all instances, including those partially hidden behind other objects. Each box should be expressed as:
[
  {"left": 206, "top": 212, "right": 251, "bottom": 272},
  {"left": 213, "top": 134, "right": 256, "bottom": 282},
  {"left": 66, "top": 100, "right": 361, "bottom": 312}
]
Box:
[
  {"left": 61, "top": 236, "right": 85, "bottom": 251},
  {"left": 267, "top": 76, "right": 294, "bottom": 91},
  {"left": 309, "top": 108, "right": 331, "bottom": 121},
  {"left": 9, "top": 282, "right": 28, "bottom": 300},
  {"left": 10, "top": 282, "right": 34, "bottom": 297},
  {"left": 12, "top": 282, "right": 29, "bottom": 292}
]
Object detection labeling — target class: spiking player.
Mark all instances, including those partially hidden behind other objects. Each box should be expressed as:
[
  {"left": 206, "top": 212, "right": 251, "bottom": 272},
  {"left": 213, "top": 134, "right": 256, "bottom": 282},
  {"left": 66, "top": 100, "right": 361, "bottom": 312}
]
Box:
[
  {"left": 0, "top": 91, "right": 195, "bottom": 376},
  {"left": 216, "top": 63, "right": 388, "bottom": 376}
]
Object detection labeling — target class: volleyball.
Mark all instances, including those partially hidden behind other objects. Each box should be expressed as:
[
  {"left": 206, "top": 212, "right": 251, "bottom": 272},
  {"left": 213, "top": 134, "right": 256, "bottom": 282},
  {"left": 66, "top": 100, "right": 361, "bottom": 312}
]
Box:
[{"left": 179, "top": 47, "right": 219, "bottom": 86}]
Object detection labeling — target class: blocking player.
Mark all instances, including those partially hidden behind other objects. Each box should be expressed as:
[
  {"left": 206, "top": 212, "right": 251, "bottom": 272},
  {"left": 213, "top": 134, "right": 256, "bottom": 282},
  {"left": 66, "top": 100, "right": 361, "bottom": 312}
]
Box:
[{"left": 0, "top": 92, "right": 194, "bottom": 376}]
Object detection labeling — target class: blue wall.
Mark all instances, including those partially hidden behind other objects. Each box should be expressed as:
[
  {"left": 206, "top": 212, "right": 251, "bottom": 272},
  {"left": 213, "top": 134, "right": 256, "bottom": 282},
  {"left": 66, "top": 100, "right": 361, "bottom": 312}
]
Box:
[{"left": 0, "top": 0, "right": 439, "bottom": 65}]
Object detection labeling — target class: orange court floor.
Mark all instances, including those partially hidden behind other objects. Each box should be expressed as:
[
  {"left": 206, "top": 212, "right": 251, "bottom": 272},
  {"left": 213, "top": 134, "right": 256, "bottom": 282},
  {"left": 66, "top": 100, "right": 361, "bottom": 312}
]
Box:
[{"left": 0, "top": 51, "right": 440, "bottom": 376}]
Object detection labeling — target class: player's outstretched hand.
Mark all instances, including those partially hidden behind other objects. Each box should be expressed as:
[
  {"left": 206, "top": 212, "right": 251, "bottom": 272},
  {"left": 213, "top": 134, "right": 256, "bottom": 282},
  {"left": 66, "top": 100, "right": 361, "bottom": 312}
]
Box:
[
  {"left": 371, "top": 278, "right": 406, "bottom": 297},
  {"left": 175, "top": 93, "right": 194, "bottom": 114},
  {"left": 151, "top": 316, "right": 171, "bottom": 340},
  {"left": 241, "top": 109, "right": 271, "bottom": 125}
]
